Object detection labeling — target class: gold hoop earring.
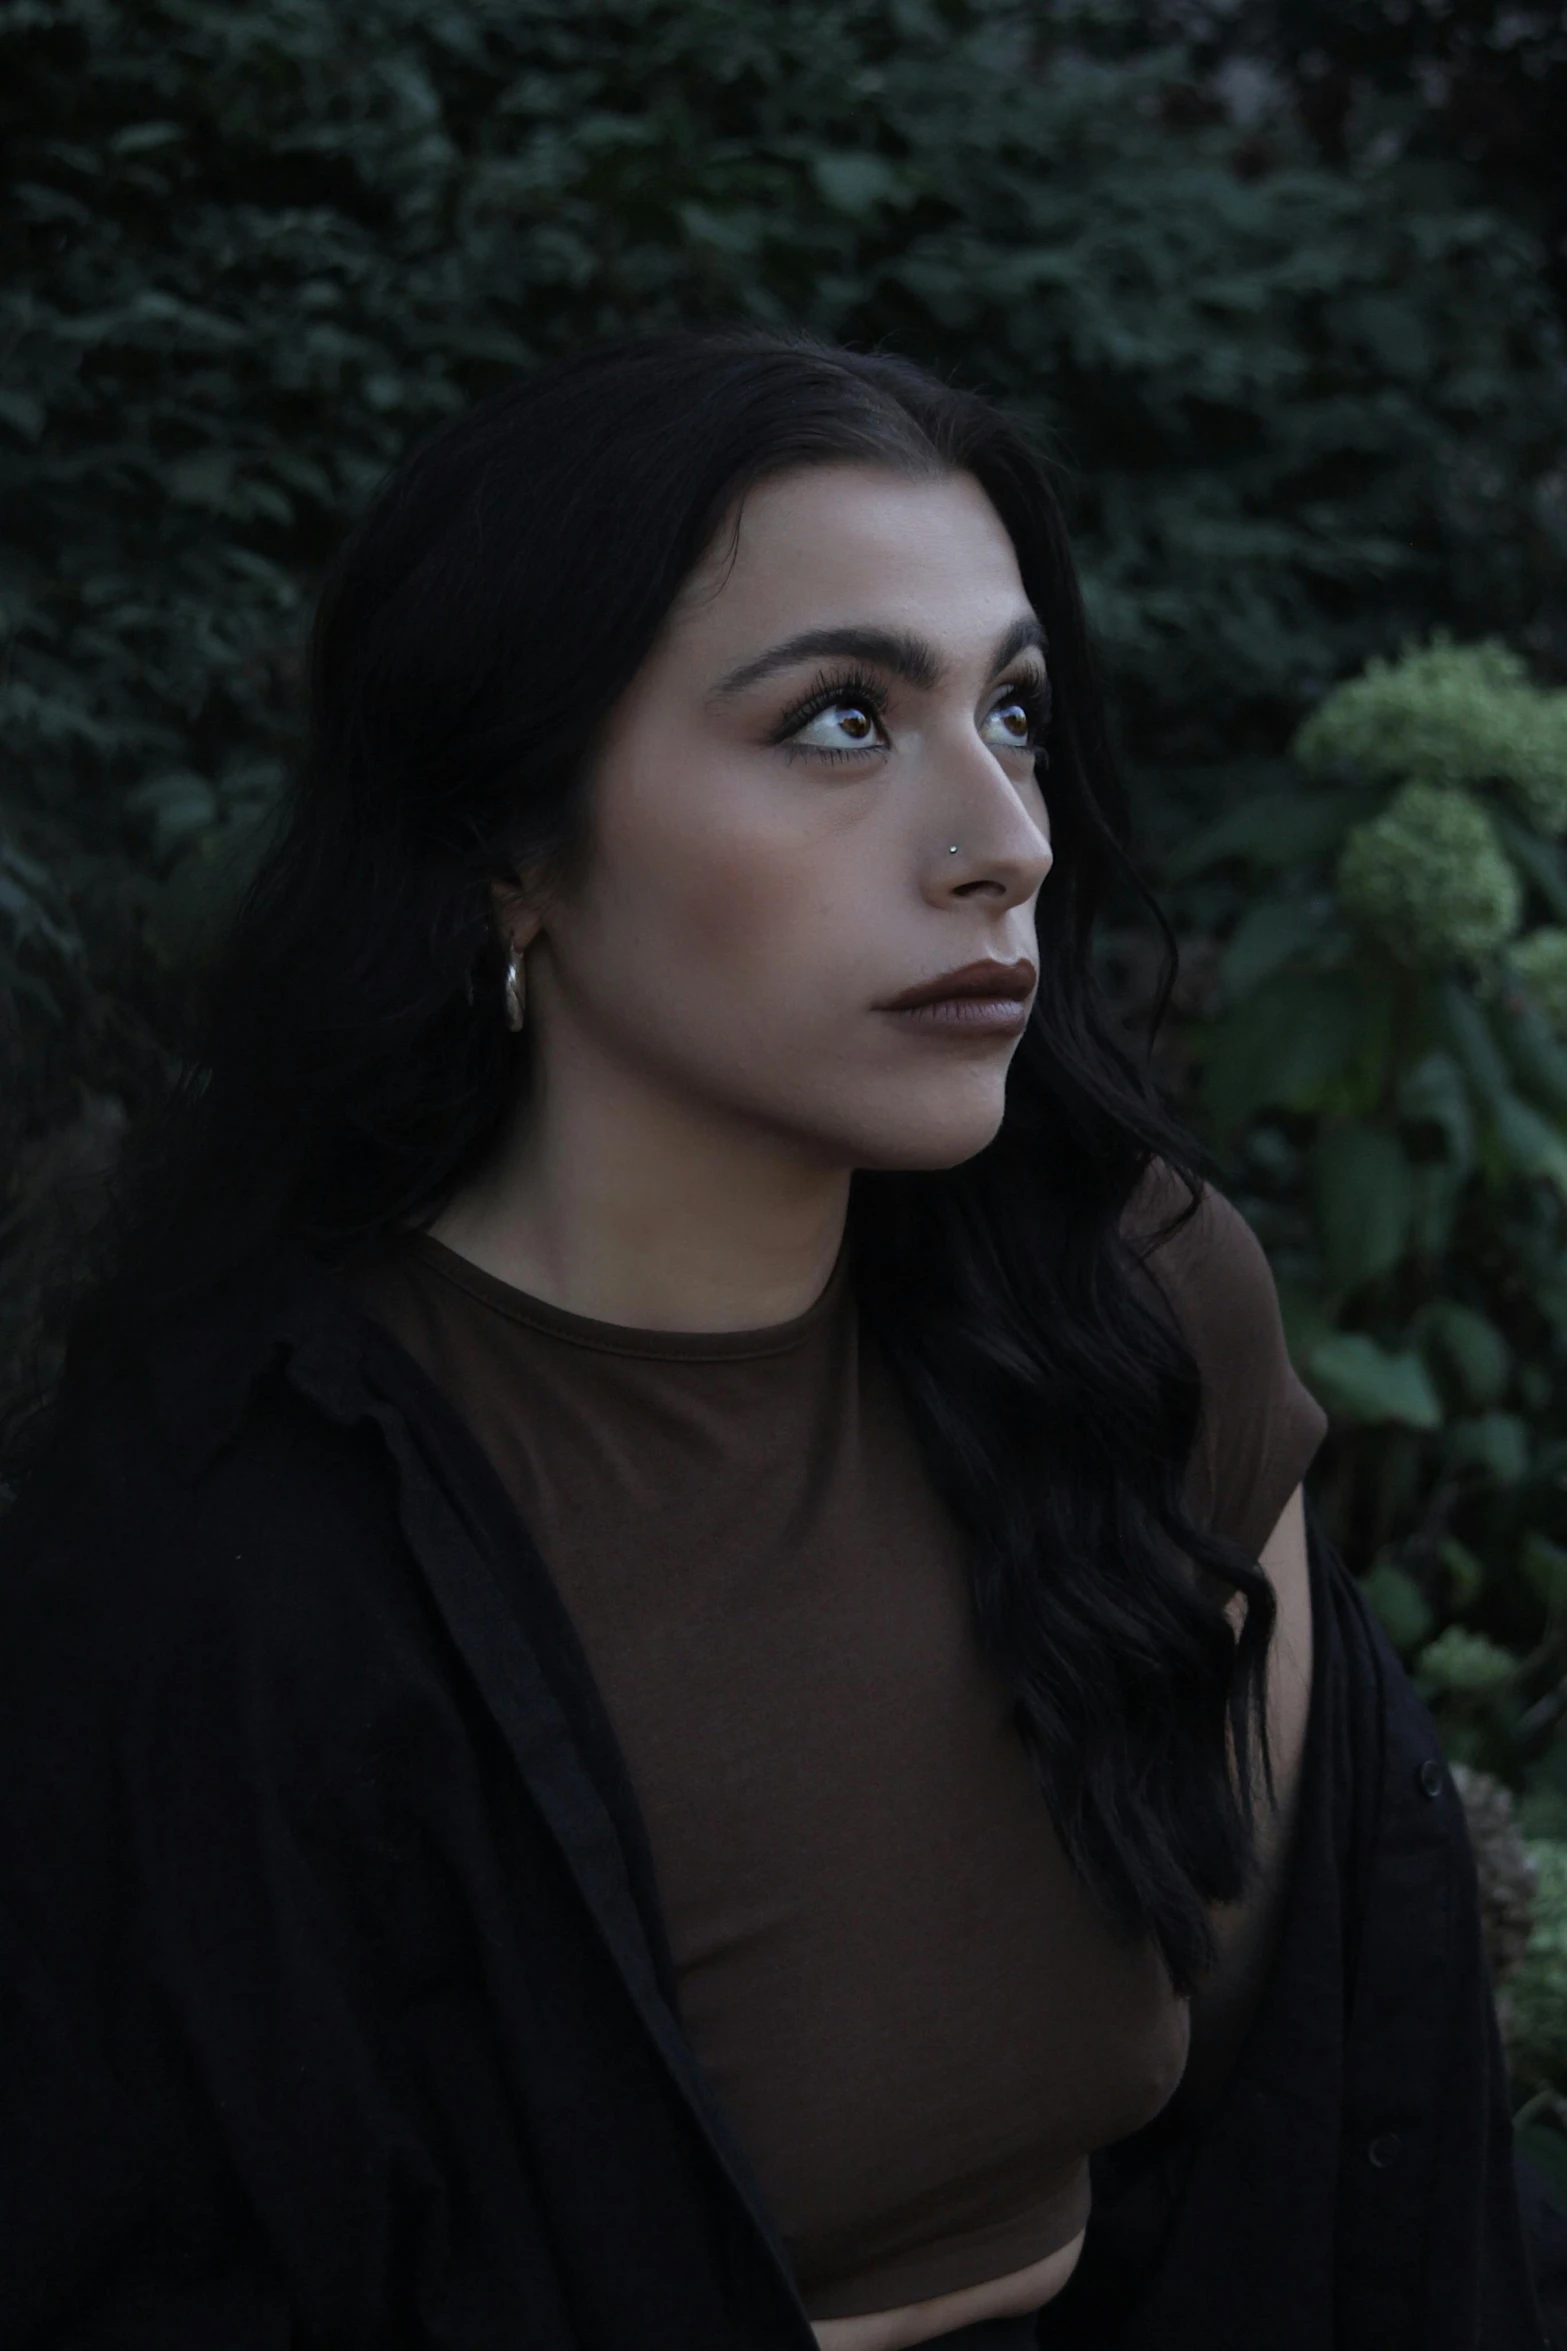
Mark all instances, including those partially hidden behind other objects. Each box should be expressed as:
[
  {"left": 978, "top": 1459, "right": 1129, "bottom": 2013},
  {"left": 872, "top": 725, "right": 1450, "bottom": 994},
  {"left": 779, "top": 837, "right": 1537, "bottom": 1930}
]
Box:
[{"left": 503, "top": 944, "right": 526, "bottom": 1033}]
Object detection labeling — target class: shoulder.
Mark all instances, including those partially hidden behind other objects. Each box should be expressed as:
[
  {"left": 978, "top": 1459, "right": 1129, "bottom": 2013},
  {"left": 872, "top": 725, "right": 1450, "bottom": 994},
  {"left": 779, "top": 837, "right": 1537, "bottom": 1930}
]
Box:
[
  {"left": 1122, "top": 1172, "right": 1323, "bottom": 2101},
  {"left": 1122, "top": 1161, "right": 1285, "bottom": 1358},
  {"left": 1120, "top": 1160, "right": 1328, "bottom": 1559}
]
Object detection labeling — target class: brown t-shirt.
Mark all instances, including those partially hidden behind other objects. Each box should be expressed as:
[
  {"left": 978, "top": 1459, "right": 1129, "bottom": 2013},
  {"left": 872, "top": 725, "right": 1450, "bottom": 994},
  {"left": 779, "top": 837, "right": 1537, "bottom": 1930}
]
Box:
[{"left": 344, "top": 1181, "right": 1326, "bottom": 2323}]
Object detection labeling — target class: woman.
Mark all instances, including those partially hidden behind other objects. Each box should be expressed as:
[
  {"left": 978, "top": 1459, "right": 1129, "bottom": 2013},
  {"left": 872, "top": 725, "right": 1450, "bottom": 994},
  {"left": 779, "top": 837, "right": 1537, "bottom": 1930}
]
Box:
[{"left": 0, "top": 332, "right": 1548, "bottom": 2350}]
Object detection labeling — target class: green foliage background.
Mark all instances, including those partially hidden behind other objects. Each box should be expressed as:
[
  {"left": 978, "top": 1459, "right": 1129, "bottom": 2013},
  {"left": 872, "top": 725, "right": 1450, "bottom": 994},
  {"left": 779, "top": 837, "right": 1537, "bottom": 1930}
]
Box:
[{"left": 7, "top": 0, "right": 1567, "bottom": 2089}]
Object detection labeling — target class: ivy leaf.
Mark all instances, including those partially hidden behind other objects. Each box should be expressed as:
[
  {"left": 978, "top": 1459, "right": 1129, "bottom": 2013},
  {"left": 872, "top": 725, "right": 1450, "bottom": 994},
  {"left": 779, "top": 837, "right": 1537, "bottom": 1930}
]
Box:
[
  {"left": 1439, "top": 978, "right": 1512, "bottom": 1109},
  {"left": 1448, "top": 1411, "right": 1530, "bottom": 1486},
  {"left": 1438, "top": 1535, "right": 1486, "bottom": 1611},
  {"left": 0, "top": 389, "right": 45, "bottom": 441},
  {"left": 1163, "top": 788, "right": 1363, "bottom": 882},
  {"left": 162, "top": 450, "right": 237, "bottom": 510},
  {"left": 1494, "top": 985, "right": 1567, "bottom": 1124},
  {"left": 1312, "top": 1119, "right": 1412, "bottom": 1295},
  {"left": 1302, "top": 1331, "right": 1443, "bottom": 1429},
  {"left": 1490, "top": 1093, "right": 1567, "bottom": 1198},
  {"left": 1397, "top": 1048, "right": 1475, "bottom": 1174},
  {"left": 1522, "top": 1532, "right": 1567, "bottom": 1619},
  {"left": 677, "top": 203, "right": 763, "bottom": 258},
  {"left": 1361, "top": 1561, "right": 1434, "bottom": 1653},
  {"left": 1416, "top": 1299, "right": 1512, "bottom": 1408},
  {"left": 1219, "top": 894, "right": 1329, "bottom": 995},
  {"left": 808, "top": 151, "right": 909, "bottom": 215},
  {"left": 1493, "top": 811, "right": 1567, "bottom": 923},
  {"left": 1201, "top": 970, "right": 1366, "bottom": 1137},
  {"left": 124, "top": 769, "right": 218, "bottom": 864}
]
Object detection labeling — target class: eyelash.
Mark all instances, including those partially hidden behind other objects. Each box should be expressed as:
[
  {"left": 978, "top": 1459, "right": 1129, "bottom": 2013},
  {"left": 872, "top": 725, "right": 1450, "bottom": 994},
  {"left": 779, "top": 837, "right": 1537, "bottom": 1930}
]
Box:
[{"left": 771, "top": 664, "right": 1052, "bottom": 765}]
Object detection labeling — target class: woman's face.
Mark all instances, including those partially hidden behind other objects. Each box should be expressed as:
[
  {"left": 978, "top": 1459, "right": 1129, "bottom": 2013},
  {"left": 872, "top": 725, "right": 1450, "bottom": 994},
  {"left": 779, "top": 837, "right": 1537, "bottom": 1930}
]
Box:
[{"left": 516, "top": 462, "right": 1054, "bottom": 1173}]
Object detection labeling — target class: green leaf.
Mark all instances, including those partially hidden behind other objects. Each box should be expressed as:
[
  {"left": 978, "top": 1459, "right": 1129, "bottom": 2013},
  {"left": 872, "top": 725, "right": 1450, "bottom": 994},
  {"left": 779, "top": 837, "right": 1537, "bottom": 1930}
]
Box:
[
  {"left": 809, "top": 151, "right": 908, "bottom": 215},
  {"left": 1397, "top": 1049, "right": 1475, "bottom": 1175},
  {"left": 1417, "top": 1299, "right": 1511, "bottom": 1407},
  {"left": 1439, "top": 978, "right": 1512, "bottom": 1108},
  {"left": 1398, "top": 1050, "right": 1475, "bottom": 1252},
  {"left": 1521, "top": 1531, "right": 1567, "bottom": 1617},
  {"left": 162, "top": 450, "right": 236, "bottom": 509},
  {"left": 1438, "top": 1535, "right": 1486, "bottom": 1610},
  {"left": 1201, "top": 970, "right": 1367, "bottom": 1136},
  {"left": 1312, "top": 1120, "right": 1412, "bottom": 1294},
  {"left": 1405, "top": 1158, "right": 1467, "bottom": 1257},
  {"left": 1448, "top": 1411, "right": 1529, "bottom": 1485},
  {"left": 0, "top": 389, "right": 45, "bottom": 441},
  {"left": 109, "top": 121, "right": 183, "bottom": 155},
  {"left": 1493, "top": 811, "right": 1567, "bottom": 923},
  {"left": 676, "top": 202, "right": 762, "bottom": 258},
  {"left": 1360, "top": 1561, "right": 1434, "bottom": 1653},
  {"left": 1303, "top": 1331, "right": 1443, "bottom": 1429},
  {"left": 1219, "top": 894, "right": 1329, "bottom": 994},
  {"left": 1494, "top": 985, "right": 1567, "bottom": 1122},
  {"left": 125, "top": 768, "right": 218, "bottom": 862},
  {"left": 1490, "top": 1093, "right": 1567, "bottom": 1198},
  {"left": 1163, "top": 789, "right": 1363, "bottom": 882}
]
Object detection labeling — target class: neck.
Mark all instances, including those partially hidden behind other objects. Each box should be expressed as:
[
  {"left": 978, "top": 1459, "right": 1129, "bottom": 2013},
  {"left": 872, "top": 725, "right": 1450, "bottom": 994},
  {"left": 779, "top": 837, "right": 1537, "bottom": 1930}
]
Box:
[{"left": 428, "top": 1030, "right": 851, "bottom": 1335}]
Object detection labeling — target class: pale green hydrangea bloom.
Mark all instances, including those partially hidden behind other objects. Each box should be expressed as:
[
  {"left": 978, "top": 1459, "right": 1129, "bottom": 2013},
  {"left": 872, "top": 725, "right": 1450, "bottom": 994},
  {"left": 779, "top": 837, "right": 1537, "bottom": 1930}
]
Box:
[
  {"left": 1506, "top": 1840, "right": 1567, "bottom": 2098},
  {"left": 1294, "top": 637, "right": 1567, "bottom": 836},
  {"left": 1413, "top": 1624, "right": 1518, "bottom": 1697},
  {"left": 1511, "top": 929, "right": 1567, "bottom": 1034},
  {"left": 1337, "top": 782, "right": 1522, "bottom": 967}
]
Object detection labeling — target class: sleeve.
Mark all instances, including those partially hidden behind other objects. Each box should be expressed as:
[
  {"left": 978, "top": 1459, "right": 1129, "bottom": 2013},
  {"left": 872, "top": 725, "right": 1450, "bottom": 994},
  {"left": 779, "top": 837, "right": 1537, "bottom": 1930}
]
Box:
[
  {"left": 1128, "top": 1176, "right": 1329, "bottom": 1560},
  {"left": 0, "top": 1480, "right": 296, "bottom": 2345},
  {"left": 0, "top": 1402, "right": 577, "bottom": 2350}
]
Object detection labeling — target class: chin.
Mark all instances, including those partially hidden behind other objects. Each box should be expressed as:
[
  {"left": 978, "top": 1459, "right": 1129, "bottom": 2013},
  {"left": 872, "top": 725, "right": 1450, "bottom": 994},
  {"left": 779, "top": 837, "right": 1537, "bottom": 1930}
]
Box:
[{"left": 841, "top": 1095, "right": 1010, "bottom": 1173}]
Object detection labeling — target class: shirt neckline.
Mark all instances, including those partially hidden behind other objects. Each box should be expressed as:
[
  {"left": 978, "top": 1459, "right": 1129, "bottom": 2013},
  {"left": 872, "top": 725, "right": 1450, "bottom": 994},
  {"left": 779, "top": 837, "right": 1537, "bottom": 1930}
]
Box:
[{"left": 401, "top": 1230, "right": 853, "bottom": 1364}]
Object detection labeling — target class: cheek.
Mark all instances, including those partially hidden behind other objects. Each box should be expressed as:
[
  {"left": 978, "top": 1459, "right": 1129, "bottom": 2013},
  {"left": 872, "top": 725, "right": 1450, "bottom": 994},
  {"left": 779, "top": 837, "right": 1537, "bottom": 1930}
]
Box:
[
  {"left": 591, "top": 749, "right": 857, "bottom": 988},
  {"left": 672, "top": 838, "right": 824, "bottom": 976}
]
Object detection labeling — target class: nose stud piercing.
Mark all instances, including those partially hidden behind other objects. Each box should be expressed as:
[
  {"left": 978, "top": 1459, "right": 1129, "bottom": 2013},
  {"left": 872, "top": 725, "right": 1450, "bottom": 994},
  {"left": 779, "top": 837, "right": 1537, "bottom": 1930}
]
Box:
[{"left": 948, "top": 844, "right": 959, "bottom": 855}]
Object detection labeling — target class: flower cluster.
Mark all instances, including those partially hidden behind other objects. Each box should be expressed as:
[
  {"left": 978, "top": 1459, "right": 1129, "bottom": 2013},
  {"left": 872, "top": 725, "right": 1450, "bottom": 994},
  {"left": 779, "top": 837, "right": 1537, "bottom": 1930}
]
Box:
[
  {"left": 1336, "top": 781, "right": 1521, "bottom": 968},
  {"left": 1507, "top": 1841, "right": 1567, "bottom": 2098},
  {"left": 1414, "top": 1625, "right": 1517, "bottom": 1697},
  {"left": 1295, "top": 636, "right": 1567, "bottom": 836}
]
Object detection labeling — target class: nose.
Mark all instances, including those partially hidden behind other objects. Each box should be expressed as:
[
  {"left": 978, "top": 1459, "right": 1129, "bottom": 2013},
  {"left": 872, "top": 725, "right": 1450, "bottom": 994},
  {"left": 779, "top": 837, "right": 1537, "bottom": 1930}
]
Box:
[{"left": 928, "top": 769, "right": 1052, "bottom": 909}]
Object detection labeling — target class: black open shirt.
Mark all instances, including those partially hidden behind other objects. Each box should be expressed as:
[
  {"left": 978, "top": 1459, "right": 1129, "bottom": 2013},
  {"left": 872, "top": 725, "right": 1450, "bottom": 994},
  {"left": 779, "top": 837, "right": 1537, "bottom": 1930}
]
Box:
[{"left": 0, "top": 1248, "right": 1559, "bottom": 2347}]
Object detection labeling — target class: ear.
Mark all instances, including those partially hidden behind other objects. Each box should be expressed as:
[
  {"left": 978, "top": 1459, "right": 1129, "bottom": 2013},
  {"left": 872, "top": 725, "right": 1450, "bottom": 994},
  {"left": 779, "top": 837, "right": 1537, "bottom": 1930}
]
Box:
[{"left": 489, "top": 873, "right": 546, "bottom": 954}]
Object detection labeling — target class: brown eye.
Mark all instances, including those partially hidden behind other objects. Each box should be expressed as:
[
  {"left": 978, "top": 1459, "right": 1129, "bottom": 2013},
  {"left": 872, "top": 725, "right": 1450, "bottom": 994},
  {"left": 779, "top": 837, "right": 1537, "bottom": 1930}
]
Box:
[
  {"left": 980, "top": 695, "right": 1035, "bottom": 751},
  {"left": 791, "top": 699, "right": 885, "bottom": 753}
]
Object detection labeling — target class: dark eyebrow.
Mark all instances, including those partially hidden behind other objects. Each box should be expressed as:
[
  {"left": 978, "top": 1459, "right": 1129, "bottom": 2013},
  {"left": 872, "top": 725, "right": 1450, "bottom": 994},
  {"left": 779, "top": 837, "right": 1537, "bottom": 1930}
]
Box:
[
  {"left": 989, "top": 613, "right": 1050, "bottom": 678},
  {"left": 705, "top": 614, "right": 1048, "bottom": 708}
]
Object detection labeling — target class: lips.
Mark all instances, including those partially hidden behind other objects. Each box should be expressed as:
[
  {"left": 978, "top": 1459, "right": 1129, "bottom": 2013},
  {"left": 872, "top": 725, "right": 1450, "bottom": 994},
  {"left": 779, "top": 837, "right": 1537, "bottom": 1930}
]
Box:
[{"left": 879, "top": 957, "right": 1037, "bottom": 1012}]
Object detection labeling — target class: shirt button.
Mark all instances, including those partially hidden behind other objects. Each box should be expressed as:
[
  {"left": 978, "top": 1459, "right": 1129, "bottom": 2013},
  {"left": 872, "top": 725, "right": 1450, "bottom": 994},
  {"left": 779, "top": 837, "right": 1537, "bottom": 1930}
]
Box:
[
  {"left": 1368, "top": 2132, "right": 1403, "bottom": 2169},
  {"left": 1417, "top": 1757, "right": 1445, "bottom": 1799}
]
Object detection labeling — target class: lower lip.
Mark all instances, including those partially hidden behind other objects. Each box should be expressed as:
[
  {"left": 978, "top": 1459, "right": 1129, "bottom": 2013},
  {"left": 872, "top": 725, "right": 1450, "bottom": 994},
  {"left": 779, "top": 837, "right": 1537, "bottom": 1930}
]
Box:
[{"left": 880, "top": 997, "right": 1030, "bottom": 1035}]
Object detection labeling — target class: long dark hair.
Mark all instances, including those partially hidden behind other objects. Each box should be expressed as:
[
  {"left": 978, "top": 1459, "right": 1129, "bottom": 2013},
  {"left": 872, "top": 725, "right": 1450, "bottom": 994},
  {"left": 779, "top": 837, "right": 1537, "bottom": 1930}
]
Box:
[{"left": 12, "top": 330, "right": 1273, "bottom": 1995}]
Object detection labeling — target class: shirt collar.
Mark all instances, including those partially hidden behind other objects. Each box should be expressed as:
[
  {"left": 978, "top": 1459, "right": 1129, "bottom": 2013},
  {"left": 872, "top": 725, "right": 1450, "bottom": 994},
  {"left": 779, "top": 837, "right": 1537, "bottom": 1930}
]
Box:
[{"left": 148, "top": 1242, "right": 376, "bottom": 1483}]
